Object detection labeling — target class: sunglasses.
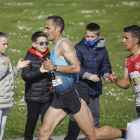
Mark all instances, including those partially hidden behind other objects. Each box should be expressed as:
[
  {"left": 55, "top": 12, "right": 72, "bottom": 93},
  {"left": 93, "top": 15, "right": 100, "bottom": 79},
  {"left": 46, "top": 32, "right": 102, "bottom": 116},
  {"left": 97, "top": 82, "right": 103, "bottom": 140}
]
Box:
[{"left": 35, "top": 41, "right": 49, "bottom": 46}]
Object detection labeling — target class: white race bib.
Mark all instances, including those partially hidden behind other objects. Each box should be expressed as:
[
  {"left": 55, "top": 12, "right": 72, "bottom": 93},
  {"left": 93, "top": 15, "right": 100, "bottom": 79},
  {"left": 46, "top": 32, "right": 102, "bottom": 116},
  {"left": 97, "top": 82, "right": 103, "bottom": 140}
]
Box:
[
  {"left": 52, "top": 78, "right": 62, "bottom": 87},
  {"left": 52, "top": 72, "right": 62, "bottom": 87}
]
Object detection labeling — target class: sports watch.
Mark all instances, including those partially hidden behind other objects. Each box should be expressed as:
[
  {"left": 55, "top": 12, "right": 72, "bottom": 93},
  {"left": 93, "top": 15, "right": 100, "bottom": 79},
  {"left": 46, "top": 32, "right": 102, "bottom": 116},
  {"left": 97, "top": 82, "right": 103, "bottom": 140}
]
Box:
[{"left": 53, "top": 65, "right": 57, "bottom": 71}]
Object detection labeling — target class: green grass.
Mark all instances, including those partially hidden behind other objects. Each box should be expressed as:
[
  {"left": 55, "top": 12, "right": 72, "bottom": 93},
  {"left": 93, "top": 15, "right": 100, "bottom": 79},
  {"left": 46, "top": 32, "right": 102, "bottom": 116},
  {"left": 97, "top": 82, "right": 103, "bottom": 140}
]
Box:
[{"left": 0, "top": 0, "right": 139, "bottom": 138}]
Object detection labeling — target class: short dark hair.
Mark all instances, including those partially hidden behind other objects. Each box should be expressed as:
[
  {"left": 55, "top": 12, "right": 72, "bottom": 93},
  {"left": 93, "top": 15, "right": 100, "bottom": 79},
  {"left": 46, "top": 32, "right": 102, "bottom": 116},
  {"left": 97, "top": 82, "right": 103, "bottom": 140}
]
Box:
[
  {"left": 47, "top": 15, "right": 65, "bottom": 33},
  {"left": 0, "top": 32, "right": 8, "bottom": 39},
  {"left": 86, "top": 23, "right": 100, "bottom": 35},
  {"left": 31, "top": 31, "right": 47, "bottom": 42},
  {"left": 124, "top": 25, "right": 140, "bottom": 44}
]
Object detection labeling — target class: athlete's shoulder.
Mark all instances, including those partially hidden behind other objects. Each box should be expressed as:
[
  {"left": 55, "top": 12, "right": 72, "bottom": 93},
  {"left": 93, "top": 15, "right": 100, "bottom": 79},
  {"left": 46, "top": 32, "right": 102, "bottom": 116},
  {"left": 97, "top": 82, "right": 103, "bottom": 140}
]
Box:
[{"left": 59, "top": 38, "right": 73, "bottom": 49}]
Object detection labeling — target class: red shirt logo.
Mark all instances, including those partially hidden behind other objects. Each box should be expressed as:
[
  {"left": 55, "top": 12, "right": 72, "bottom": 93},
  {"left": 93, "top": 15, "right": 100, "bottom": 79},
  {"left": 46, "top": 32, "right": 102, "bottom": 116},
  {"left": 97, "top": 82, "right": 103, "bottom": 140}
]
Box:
[{"left": 135, "top": 62, "right": 140, "bottom": 69}]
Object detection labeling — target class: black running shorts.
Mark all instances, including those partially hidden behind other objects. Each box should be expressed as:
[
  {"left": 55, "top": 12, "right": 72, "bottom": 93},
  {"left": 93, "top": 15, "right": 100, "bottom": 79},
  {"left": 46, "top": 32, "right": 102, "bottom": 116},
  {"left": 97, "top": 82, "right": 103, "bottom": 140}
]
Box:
[{"left": 50, "top": 83, "right": 89, "bottom": 114}]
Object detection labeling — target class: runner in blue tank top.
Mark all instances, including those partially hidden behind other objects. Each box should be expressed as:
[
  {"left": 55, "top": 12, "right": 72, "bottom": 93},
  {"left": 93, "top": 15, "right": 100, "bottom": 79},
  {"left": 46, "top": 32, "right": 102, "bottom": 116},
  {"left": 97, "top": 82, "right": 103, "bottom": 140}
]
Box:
[
  {"left": 50, "top": 37, "right": 79, "bottom": 93},
  {"left": 39, "top": 15, "right": 126, "bottom": 140}
]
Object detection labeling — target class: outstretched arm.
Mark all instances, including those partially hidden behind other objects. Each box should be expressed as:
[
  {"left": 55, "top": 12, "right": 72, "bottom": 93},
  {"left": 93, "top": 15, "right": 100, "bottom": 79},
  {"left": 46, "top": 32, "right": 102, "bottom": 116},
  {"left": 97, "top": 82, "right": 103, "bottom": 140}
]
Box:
[
  {"left": 108, "top": 58, "right": 131, "bottom": 89},
  {"left": 13, "top": 58, "right": 30, "bottom": 79}
]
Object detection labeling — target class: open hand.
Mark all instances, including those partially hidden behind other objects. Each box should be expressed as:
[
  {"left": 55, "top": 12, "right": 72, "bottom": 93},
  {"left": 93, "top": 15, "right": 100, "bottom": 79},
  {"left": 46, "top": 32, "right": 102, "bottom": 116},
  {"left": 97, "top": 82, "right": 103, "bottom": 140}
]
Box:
[
  {"left": 89, "top": 74, "right": 100, "bottom": 82},
  {"left": 17, "top": 58, "right": 30, "bottom": 69}
]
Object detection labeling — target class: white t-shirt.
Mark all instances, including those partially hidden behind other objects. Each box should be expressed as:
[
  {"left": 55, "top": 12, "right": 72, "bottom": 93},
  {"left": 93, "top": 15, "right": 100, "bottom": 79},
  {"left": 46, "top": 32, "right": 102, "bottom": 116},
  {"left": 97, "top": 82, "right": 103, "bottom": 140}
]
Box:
[{"left": 126, "top": 118, "right": 140, "bottom": 140}]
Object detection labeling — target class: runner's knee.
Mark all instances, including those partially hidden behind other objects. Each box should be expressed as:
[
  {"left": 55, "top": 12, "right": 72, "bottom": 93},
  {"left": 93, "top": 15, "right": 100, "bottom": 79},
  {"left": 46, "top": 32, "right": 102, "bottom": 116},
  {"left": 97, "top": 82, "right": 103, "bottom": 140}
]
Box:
[{"left": 39, "top": 126, "right": 51, "bottom": 139}]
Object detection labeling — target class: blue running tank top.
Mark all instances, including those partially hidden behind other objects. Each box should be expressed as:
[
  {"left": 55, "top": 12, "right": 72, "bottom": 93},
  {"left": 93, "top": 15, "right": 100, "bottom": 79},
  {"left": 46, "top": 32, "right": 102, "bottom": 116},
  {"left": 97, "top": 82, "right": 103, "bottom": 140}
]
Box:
[{"left": 50, "top": 38, "right": 79, "bottom": 93}]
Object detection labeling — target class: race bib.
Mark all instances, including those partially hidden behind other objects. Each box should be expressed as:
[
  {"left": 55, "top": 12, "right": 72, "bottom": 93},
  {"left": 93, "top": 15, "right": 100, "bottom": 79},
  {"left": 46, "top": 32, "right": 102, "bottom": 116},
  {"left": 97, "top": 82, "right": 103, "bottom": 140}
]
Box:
[
  {"left": 52, "top": 72, "right": 62, "bottom": 87},
  {"left": 129, "top": 71, "right": 140, "bottom": 92}
]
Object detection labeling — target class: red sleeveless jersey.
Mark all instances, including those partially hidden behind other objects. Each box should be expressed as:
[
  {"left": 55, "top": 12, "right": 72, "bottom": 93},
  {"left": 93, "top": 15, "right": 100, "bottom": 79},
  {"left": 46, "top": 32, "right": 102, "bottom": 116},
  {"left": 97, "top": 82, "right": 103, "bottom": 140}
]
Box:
[
  {"left": 127, "top": 54, "right": 140, "bottom": 73},
  {"left": 127, "top": 54, "right": 140, "bottom": 106}
]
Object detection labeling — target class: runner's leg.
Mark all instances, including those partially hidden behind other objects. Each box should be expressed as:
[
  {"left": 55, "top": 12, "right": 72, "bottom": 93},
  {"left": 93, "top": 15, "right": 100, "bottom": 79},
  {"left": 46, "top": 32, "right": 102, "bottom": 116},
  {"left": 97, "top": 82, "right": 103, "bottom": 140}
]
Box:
[{"left": 39, "top": 106, "right": 67, "bottom": 140}]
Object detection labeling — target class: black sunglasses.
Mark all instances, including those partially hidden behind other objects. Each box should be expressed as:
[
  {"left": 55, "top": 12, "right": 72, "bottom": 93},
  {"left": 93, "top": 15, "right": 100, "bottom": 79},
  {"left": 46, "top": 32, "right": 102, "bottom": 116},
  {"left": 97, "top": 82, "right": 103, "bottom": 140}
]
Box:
[{"left": 35, "top": 41, "right": 49, "bottom": 46}]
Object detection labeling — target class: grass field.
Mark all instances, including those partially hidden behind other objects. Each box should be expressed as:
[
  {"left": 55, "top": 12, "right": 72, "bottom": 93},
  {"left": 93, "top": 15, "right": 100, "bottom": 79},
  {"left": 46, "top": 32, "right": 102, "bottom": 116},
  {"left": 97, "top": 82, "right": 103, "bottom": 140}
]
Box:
[{"left": 0, "top": 0, "right": 140, "bottom": 139}]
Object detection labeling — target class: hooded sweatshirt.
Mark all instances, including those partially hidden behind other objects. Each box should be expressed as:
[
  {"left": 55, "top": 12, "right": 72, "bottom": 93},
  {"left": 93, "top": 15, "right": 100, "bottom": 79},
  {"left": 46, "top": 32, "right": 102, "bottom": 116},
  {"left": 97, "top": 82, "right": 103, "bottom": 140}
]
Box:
[{"left": 74, "top": 36, "right": 111, "bottom": 96}]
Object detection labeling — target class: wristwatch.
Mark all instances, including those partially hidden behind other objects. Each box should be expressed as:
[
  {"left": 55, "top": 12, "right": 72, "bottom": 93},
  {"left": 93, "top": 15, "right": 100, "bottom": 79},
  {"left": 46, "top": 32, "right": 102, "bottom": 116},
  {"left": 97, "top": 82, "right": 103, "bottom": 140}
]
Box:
[{"left": 53, "top": 65, "right": 57, "bottom": 71}]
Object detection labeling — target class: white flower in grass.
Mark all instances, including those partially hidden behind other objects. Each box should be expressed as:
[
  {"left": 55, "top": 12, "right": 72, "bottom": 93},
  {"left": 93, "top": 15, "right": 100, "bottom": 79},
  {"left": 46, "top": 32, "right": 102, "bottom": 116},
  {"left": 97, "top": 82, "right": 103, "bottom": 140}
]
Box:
[
  {"left": 17, "top": 21, "right": 21, "bottom": 23},
  {"left": 67, "top": 35, "right": 70, "bottom": 39},
  {"left": 116, "top": 97, "right": 119, "bottom": 100},
  {"left": 22, "top": 91, "right": 25, "bottom": 94},
  {"left": 13, "top": 32, "right": 16, "bottom": 36},
  {"left": 105, "top": 4, "right": 108, "bottom": 7},
  {"left": 111, "top": 88, "right": 114, "bottom": 91},
  {"left": 39, "top": 27, "right": 44, "bottom": 30},
  {"left": 77, "top": 22, "right": 84, "bottom": 26},
  {"left": 118, "top": 39, "right": 122, "bottom": 42},
  {"left": 120, "top": 66, "right": 122, "bottom": 68},
  {"left": 124, "top": 97, "right": 127, "bottom": 100},
  {"left": 122, "top": 2, "right": 128, "bottom": 5},
  {"left": 133, "top": 95, "right": 135, "bottom": 97},
  {"left": 56, "top": 3, "right": 64, "bottom": 6},
  {"left": 24, "top": 9, "right": 28, "bottom": 12},
  {"left": 9, "top": 32, "right": 12, "bottom": 35},
  {"left": 27, "top": 27, "right": 32, "bottom": 31},
  {"left": 70, "top": 2, "right": 77, "bottom": 6},
  {"left": 46, "top": 3, "right": 52, "bottom": 6},
  {"left": 17, "top": 25, "right": 27, "bottom": 30},
  {"left": 118, "top": 89, "right": 120, "bottom": 91},
  {"left": 127, "top": 98, "right": 134, "bottom": 101},
  {"left": 85, "top": 15, "right": 91, "bottom": 18},
  {"left": 80, "top": 10, "right": 94, "bottom": 14},
  {"left": 104, "top": 87, "right": 107, "bottom": 89},
  {"left": 76, "top": 37, "right": 79, "bottom": 39},
  {"left": 37, "top": 15, "right": 44, "bottom": 19},
  {"left": 95, "top": 10, "right": 100, "bottom": 13},
  {"left": 105, "top": 93, "right": 109, "bottom": 95},
  {"left": 129, "top": 2, "right": 137, "bottom": 6}
]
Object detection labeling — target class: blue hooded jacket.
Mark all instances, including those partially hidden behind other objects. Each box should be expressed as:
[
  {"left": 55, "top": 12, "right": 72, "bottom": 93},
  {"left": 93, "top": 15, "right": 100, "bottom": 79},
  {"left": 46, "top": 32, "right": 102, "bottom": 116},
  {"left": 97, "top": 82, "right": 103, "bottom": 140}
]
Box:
[{"left": 75, "top": 36, "right": 112, "bottom": 96}]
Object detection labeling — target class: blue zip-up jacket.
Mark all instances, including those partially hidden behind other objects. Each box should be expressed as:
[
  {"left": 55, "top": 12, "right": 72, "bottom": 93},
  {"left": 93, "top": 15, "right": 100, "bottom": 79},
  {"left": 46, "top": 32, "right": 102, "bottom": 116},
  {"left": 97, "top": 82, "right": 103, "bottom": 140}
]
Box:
[{"left": 75, "top": 37, "right": 112, "bottom": 96}]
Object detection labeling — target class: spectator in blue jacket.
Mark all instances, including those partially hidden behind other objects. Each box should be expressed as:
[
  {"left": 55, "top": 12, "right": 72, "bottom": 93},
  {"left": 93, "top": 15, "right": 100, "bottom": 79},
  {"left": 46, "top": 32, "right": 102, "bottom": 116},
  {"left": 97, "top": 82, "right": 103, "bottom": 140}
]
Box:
[{"left": 65, "top": 23, "right": 112, "bottom": 140}]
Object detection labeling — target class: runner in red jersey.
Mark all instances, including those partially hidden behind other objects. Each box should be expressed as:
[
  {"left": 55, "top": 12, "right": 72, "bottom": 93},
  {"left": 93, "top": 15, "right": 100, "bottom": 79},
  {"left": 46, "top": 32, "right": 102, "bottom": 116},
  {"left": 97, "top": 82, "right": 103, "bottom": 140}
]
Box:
[
  {"left": 107, "top": 25, "right": 140, "bottom": 118},
  {"left": 127, "top": 54, "right": 140, "bottom": 117}
]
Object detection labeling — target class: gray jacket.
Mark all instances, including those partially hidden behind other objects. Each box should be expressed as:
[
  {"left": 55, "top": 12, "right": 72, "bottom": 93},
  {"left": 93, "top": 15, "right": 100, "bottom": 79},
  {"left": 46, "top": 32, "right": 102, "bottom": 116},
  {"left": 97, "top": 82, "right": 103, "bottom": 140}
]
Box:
[{"left": 0, "top": 53, "right": 20, "bottom": 109}]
